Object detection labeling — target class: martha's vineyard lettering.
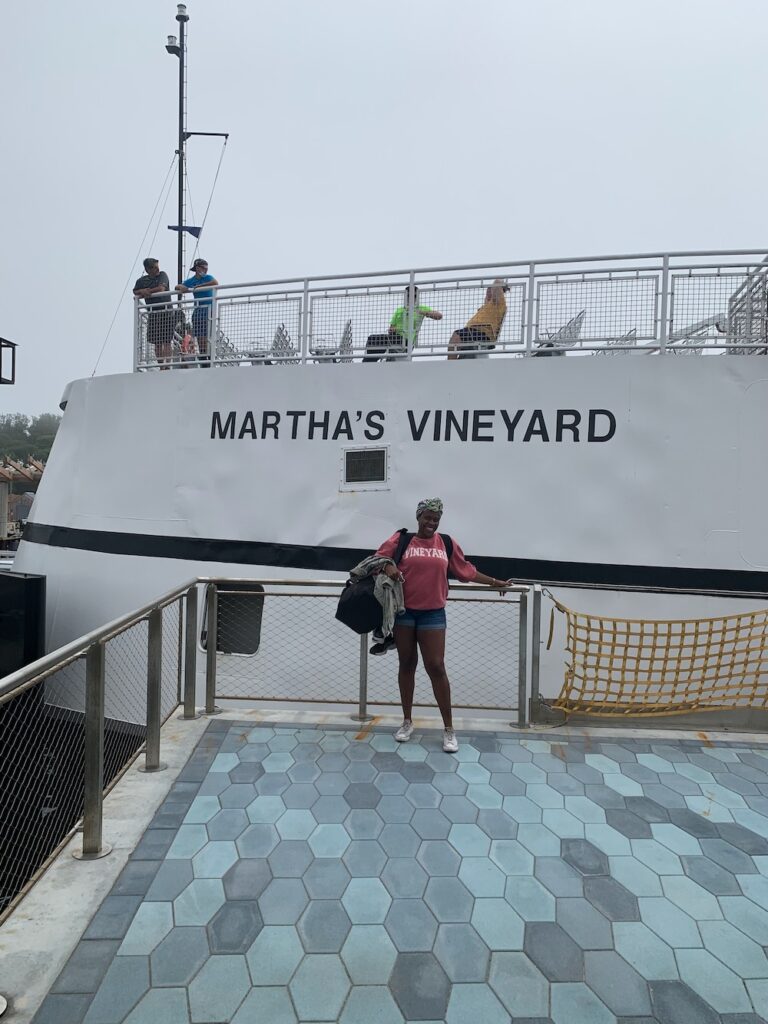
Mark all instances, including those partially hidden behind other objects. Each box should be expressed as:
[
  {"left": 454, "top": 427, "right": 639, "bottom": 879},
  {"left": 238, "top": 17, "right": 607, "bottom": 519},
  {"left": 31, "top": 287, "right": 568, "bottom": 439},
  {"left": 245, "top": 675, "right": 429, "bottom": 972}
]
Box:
[{"left": 210, "top": 408, "right": 616, "bottom": 443}]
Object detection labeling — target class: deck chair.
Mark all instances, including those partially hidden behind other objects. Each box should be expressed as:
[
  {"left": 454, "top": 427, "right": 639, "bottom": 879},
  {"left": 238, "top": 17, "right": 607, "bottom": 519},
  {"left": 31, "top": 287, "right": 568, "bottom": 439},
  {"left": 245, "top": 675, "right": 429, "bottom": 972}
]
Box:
[{"left": 310, "top": 318, "right": 353, "bottom": 362}]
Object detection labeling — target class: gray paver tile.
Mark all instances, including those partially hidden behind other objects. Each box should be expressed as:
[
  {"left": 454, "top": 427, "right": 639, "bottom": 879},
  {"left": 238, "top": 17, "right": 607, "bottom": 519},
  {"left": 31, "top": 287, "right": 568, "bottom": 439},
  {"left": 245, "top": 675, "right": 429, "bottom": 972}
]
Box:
[
  {"left": 524, "top": 921, "right": 583, "bottom": 981},
  {"left": 298, "top": 899, "right": 352, "bottom": 951},
  {"left": 385, "top": 899, "right": 438, "bottom": 951},
  {"left": 111, "top": 862, "right": 162, "bottom": 897},
  {"left": 83, "top": 896, "right": 142, "bottom": 940},
  {"left": 343, "top": 839, "right": 388, "bottom": 877},
  {"left": 584, "top": 875, "right": 640, "bottom": 921},
  {"left": 207, "top": 808, "right": 249, "bottom": 840},
  {"left": 560, "top": 838, "right": 609, "bottom": 876},
  {"left": 150, "top": 927, "right": 209, "bottom": 986},
  {"left": 131, "top": 829, "right": 176, "bottom": 860},
  {"left": 340, "top": 986, "right": 404, "bottom": 1024},
  {"left": 550, "top": 982, "right": 615, "bottom": 1024},
  {"left": 488, "top": 951, "right": 549, "bottom": 1017},
  {"left": 648, "top": 980, "right": 720, "bottom": 1024},
  {"left": 246, "top": 925, "right": 304, "bottom": 985},
  {"left": 534, "top": 856, "right": 583, "bottom": 897},
  {"left": 556, "top": 897, "right": 612, "bottom": 949},
  {"left": 289, "top": 954, "right": 351, "bottom": 1022},
  {"left": 681, "top": 854, "right": 741, "bottom": 894},
  {"left": 389, "top": 951, "right": 451, "bottom": 1020},
  {"left": 81, "top": 956, "right": 149, "bottom": 1023},
  {"left": 445, "top": 982, "right": 510, "bottom": 1023},
  {"left": 434, "top": 922, "right": 491, "bottom": 981},
  {"left": 207, "top": 900, "right": 263, "bottom": 953},
  {"left": 584, "top": 950, "right": 652, "bottom": 1015},
  {"left": 51, "top": 940, "right": 120, "bottom": 994},
  {"left": 381, "top": 857, "right": 428, "bottom": 898},
  {"left": 231, "top": 987, "right": 297, "bottom": 1024},
  {"left": 424, "top": 876, "right": 474, "bottom": 922},
  {"left": 303, "top": 858, "right": 351, "bottom": 899},
  {"left": 33, "top": 993, "right": 94, "bottom": 1024},
  {"left": 222, "top": 857, "right": 272, "bottom": 900},
  {"left": 605, "top": 809, "right": 653, "bottom": 839},
  {"left": 341, "top": 924, "right": 398, "bottom": 984},
  {"left": 700, "top": 838, "right": 758, "bottom": 874},
  {"left": 258, "top": 878, "right": 309, "bottom": 924},
  {"left": 188, "top": 954, "right": 250, "bottom": 1022},
  {"left": 268, "top": 839, "right": 313, "bottom": 877}
]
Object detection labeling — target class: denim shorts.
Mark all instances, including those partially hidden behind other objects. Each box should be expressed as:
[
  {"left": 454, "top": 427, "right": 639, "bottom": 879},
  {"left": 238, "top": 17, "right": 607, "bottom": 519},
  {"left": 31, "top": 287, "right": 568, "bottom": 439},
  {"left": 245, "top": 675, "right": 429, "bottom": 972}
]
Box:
[{"left": 395, "top": 607, "right": 446, "bottom": 631}]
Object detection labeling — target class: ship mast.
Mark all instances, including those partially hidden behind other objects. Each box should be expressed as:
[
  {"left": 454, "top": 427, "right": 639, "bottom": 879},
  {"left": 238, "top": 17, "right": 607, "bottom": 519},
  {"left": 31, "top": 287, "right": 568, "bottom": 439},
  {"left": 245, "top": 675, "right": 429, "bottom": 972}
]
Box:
[{"left": 165, "top": 4, "right": 189, "bottom": 286}]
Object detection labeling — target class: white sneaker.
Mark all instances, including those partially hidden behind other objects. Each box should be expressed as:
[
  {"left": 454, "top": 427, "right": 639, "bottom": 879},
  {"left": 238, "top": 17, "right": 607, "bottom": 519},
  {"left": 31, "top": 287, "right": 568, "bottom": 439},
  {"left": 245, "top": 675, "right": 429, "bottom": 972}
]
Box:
[
  {"left": 443, "top": 728, "right": 459, "bottom": 754},
  {"left": 394, "top": 720, "right": 414, "bottom": 743}
]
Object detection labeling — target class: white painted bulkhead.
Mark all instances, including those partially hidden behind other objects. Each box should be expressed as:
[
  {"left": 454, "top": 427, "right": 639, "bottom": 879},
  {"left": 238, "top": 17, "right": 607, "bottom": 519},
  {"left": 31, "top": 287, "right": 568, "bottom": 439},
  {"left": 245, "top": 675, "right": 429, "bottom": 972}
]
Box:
[{"left": 13, "top": 355, "right": 768, "bottom": 701}]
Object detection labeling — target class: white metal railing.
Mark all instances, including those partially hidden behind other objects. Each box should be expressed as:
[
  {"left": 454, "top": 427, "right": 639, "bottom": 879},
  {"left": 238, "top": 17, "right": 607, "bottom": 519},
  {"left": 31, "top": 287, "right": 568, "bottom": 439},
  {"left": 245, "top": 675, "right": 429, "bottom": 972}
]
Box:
[{"left": 133, "top": 250, "right": 768, "bottom": 368}]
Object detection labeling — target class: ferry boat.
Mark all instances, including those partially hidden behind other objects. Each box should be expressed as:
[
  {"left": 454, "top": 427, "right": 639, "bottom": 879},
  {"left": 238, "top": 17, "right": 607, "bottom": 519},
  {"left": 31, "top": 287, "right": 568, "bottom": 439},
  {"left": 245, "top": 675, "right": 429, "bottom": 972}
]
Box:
[{"left": 11, "top": 247, "right": 768, "bottom": 707}]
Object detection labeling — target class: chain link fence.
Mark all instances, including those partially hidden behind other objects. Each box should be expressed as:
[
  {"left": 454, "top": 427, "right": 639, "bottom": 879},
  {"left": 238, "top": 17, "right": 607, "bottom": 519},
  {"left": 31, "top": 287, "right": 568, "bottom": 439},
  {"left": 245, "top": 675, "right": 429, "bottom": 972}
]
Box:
[
  {"left": 0, "top": 591, "right": 188, "bottom": 925},
  {"left": 208, "top": 582, "right": 524, "bottom": 713}
]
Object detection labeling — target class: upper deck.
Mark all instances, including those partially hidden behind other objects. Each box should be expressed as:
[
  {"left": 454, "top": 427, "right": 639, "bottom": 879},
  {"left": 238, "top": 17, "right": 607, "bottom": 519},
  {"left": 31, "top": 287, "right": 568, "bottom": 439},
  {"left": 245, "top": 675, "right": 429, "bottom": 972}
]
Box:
[{"left": 134, "top": 249, "right": 768, "bottom": 369}]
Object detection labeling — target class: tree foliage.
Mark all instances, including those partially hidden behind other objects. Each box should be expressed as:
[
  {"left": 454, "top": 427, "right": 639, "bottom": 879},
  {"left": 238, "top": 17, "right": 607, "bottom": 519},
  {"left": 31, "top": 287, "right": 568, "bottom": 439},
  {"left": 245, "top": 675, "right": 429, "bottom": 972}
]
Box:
[{"left": 0, "top": 413, "right": 62, "bottom": 461}]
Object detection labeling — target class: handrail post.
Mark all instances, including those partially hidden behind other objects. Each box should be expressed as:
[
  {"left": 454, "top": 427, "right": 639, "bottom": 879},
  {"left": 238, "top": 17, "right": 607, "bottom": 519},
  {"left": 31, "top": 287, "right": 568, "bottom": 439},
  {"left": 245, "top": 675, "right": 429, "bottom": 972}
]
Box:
[
  {"left": 406, "top": 270, "right": 416, "bottom": 361},
  {"left": 530, "top": 585, "right": 542, "bottom": 725},
  {"left": 74, "top": 641, "right": 112, "bottom": 860},
  {"left": 141, "top": 608, "right": 167, "bottom": 772},
  {"left": 301, "top": 278, "right": 310, "bottom": 363},
  {"left": 352, "top": 633, "right": 373, "bottom": 722},
  {"left": 515, "top": 591, "right": 528, "bottom": 728},
  {"left": 209, "top": 293, "right": 218, "bottom": 366},
  {"left": 524, "top": 262, "right": 536, "bottom": 355},
  {"left": 204, "top": 582, "right": 222, "bottom": 715},
  {"left": 659, "top": 254, "right": 670, "bottom": 353},
  {"left": 182, "top": 584, "right": 200, "bottom": 719},
  {"left": 133, "top": 298, "right": 140, "bottom": 371}
]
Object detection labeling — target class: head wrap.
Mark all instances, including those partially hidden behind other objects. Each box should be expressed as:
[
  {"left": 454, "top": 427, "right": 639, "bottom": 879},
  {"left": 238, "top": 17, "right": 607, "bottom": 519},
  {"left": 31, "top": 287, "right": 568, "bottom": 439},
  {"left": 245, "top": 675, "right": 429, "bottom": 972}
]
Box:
[{"left": 416, "top": 497, "right": 444, "bottom": 518}]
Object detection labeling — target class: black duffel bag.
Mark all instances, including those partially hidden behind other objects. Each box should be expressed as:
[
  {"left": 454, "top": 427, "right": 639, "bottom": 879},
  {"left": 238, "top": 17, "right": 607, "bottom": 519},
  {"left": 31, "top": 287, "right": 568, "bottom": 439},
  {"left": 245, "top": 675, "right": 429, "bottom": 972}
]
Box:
[{"left": 335, "top": 575, "right": 383, "bottom": 634}]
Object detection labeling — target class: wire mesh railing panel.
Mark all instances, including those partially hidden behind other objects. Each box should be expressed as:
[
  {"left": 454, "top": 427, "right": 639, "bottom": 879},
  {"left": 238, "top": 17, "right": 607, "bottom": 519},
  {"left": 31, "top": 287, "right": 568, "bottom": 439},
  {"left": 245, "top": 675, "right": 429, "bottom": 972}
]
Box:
[
  {"left": 536, "top": 275, "right": 659, "bottom": 343},
  {"left": 215, "top": 295, "right": 302, "bottom": 362},
  {"left": 366, "top": 596, "right": 521, "bottom": 710},
  {"left": 0, "top": 660, "right": 87, "bottom": 916},
  {"left": 309, "top": 288, "right": 412, "bottom": 361},
  {"left": 161, "top": 600, "right": 182, "bottom": 722},
  {"left": 136, "top": 296, "right": 200, "bottom": 369},
  {"left": 669, "top": 273, "right": 752, "bottom": 348},
  {"left": 103, "top": 620, "right": 149, "bottom": 787},
  {"left": 214, "top": 590, "right": 361, "bottom": 703},
  {"left": 727, "top": 271, "right": 768, "bottom": 353}
]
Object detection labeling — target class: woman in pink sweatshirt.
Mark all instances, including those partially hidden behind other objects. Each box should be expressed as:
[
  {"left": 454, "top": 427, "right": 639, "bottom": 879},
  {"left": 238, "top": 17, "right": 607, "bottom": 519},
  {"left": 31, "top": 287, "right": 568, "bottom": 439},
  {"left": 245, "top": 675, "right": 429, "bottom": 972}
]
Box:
[{"left": 375, "top": 497, "right": 511, "bottom": 753}]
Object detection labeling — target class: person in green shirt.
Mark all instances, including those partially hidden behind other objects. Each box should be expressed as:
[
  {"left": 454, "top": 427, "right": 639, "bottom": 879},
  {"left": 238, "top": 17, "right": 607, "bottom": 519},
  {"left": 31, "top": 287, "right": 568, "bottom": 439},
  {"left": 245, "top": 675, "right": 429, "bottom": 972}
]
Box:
[{"left": 364, "top": 286, "right": 443, "bottom": 362}]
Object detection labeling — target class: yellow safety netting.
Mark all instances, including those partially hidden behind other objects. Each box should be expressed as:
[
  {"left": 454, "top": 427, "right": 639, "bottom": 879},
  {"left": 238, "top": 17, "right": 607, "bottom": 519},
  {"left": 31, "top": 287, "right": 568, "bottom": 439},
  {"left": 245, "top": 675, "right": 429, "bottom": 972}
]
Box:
[{"left": 548, "top": 598, "right": 768, "bottom": 717}]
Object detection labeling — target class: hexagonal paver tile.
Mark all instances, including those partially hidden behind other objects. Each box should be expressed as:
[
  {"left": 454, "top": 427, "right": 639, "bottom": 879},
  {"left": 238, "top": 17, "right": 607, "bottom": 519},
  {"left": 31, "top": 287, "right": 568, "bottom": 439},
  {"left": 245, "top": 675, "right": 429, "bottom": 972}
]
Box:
[
  {"left": 307, "top": 823, "right": 350, "bottom": 859},
  {"left": 282, "top": 783, "right": 319, "bottom": 809},
  {"left": 167, "top": 824, "right": 209, "bottom": 860},
  {"left": 660, "top": 875, "right": 723, "bottom": 920},
  {"left": 246, "top": 795, "right": 286, "bottom": 824},
  {"left": 433, "top": 922, "right": 490, "bottom": 982},
  {"left": 604, "top": 809, "right": 652, "bottom": 838},
  {"left": 246, "top": 925, "right": 304, "bottom": 984},
  {"left": 560, "top": 838, "right": 609, "bottom": 876},
  {"left": 440, "top": 795, "right": 479, "bottom": 823},
  {"left": 263, "top": 752, "right": 295, "bottom": 774},
  {"left": 407, "top": 783, "right": 443, "bottom": 809},
  {"left": 534, "top": 856, "right": 583, "bottom": 897},
  {"left": 381, "top": 857, "right": 428, "bottom": 899},
  {"left": 276, "top": 809, "right": 316, "bottom": 840},
  {"left": 524, "top": 921, "right": 583, "bottom": 981},
  {"left": 389, "top": 951, "right": 451, "bottom": 1020},
  {"left": 471, "top": 897, "right": 524, "bottom": 950},
  {"left": 613, "top": 920, "right": 679, "bottom": 979},
  {"left": 458, "top": 857, "right": 506, "bottom": 897},
  {"left": 173, "top": 878, "right": 225, "bottom": 926},
  {"left": 417, "top": 840, "right": 461, "bottom": 876},
  {"left": 477, "top": 808, "right": 518, "bottom": 839},
  {"left": 297, "top": 900, "right": 352, "bottom": 952},
  {"left": 504, "top": 876, "right": 556, "bottom": 921},
  {"left": 192, "top": 840, "right": 239, "bottom": 879},
  {"left": 649, "top": 980, "right": 720, "bottom": 1024},
  {"left": 720, "top": 896, "right": 768, "bottom": 943},
  {"left": 344, "top": 761, "right": 378, "bottom": 783},
  {"left": 700, "top": 838, "right": 757, "bottom": 874},
  {"left": 385, "top": 899, "right": 438, "bottom": 951},
  {"left": 222, "top": 859, "right": 272, "bottom": 902},
  {"left": 638, "top": 897, "right": 702, "bottom": 946},
  {"left": 231, "top": 987, "right": 297, "bottom": 1024},
  {"left": 346, "top": 809, "right": 384, "bottom": 839},
  {"left": 150, "top": 926, "right": 209, "bottom": 986},
  {"left": 583, "top": 876, "right": 640, "bottom": 921},
  {"left": 289, "top": 954, "right": 350, "bottom": 1022},
  {"left": 208, "top": 900, "right": 263, "bottom": 953},
  {"left": 423, "top": 876, "right": 473, "bottom": 923},
  {"left": 556, "top": 897, "right": 612, "bottom": 950},
  {"left": 584, "top": 949, "right": 652, "bottom": 1016},
  {"left": 256, "top": 773, "right": 291, "bottom": 796},
  {"left": 488, "top": 951, "right": 549, "bottom": 1017},
  {"left": 344, "top": 783, "right": 383, "bottom": 808},
  {"left": 550, "top": 981, "right": 615, "bottom": 1024},
  {"left": 517, "top": 823, "right": 561, "bottom": 857},
  {"left": 342, "top": 877, "right": 392, "bottom": 924},
  {"left": 268, "top": 840, "right": 314, "bottom": 878},
  {"left": 607, "top": 854, "right": 663, "bottom": 896},
  {"left": 699, "top": 919, "right": 768, "bottom": 977},
  {"left": 448, "top": 824, "right": 491, "bottom": 857},
  {"left": 207, "top": 808, "right": 249, "bottom": 841},
  {"left": 229, "top": 762, "right": 265, "bottom": 785},
  {"left": 117, "top": 902, "right": 173, "bottom": 955},
  {"left": 188, "top": 954, "right": 250, "bottom": 1023},
  {"left": 378, "top": 795, "right": 416, "bottom": 822},
  {"left": 316, "top": 773, "right": 350, "bottom": 796},
  {"left": 339, "top": 986, "right": 403, "bottom": 1024},
  {"left": 379, "top": 823, "right": 420, "bottom": 858},
  {"left": 676, "top": 948, "right": 752, "bottom": 1013},
  {"left": 343, "top": 840, "right": 387, "bottom": 877},
  {"left": 303, "top": 858, "right": 351, "bottom": 899},
  {"left": 341, "top": 924, "right": 398, "bottom": 984},
  {"left": 236, "top": 823, "right": 279, "bottom": 859},
  {"left": 258, "top": 878, "right": 309, "bottom": 925},
  {"left": 121, "top": 989, "right": 189, "bottom": 1024},
  {"left": 411, "top": 808, "right": 451, "bottom": 840},
  {"left": 630, "top": 839, "right": 683, "bottom": 875},
  {"left": 311, "top": 795, "right": 351, "bottom": 823}
]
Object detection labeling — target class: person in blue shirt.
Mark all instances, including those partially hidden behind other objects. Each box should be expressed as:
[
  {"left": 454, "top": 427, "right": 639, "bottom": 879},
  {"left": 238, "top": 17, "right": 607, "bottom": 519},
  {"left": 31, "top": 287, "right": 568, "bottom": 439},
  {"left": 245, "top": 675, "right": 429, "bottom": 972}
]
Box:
[{"left": 175, "top": 258, "right": 219, "bottom": 367}]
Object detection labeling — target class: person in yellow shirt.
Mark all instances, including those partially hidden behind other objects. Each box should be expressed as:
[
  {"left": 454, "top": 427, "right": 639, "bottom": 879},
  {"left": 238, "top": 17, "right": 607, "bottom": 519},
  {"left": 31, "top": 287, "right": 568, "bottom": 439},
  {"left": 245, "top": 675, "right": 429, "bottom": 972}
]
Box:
[{"left": 447, "top": 279, "right": 508, "bottom": 360}]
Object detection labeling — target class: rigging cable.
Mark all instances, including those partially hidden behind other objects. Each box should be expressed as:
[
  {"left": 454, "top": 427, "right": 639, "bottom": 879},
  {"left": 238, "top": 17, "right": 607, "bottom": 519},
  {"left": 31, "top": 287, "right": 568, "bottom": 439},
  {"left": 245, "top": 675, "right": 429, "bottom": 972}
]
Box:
[
  {"left": 191, "top": 136, "right": 228, "bottom": 264},
  {"left": 90, "top": 154, "right": 178, "bottom": 376}
]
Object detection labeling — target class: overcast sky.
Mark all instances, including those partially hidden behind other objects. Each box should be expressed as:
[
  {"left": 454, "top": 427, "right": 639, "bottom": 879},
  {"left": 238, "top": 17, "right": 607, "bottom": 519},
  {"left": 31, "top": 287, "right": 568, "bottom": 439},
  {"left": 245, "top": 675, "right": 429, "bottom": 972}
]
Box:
[{"left": 1, "top": 0, "right": 766, "bottom": 414}]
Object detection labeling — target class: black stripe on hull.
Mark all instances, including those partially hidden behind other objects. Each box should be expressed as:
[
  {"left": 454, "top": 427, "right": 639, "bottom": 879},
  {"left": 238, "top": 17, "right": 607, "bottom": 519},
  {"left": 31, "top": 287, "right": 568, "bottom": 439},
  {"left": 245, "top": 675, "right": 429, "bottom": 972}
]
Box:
[{"left": 21, "top": 521, "right": 768, "bottom": 596}]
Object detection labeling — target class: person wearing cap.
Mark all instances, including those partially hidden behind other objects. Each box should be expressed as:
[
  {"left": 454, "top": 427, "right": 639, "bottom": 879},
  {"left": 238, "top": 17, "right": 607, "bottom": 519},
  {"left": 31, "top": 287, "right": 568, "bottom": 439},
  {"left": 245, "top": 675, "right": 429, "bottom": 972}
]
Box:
[
  {"left": 175, "top": 259, "right": 219, "bottom": 367},
  {"left": 364, "top": 286, "right": 443, "bottom": 362},
  {"left": 447, "top": 279, "right": 509, "bottom": 360},
  {"left": 133, "top": 258, "right": 174, "bottom": 368},
  {"left": 374, "top": 498, "right": 512, "bottom": 753}
]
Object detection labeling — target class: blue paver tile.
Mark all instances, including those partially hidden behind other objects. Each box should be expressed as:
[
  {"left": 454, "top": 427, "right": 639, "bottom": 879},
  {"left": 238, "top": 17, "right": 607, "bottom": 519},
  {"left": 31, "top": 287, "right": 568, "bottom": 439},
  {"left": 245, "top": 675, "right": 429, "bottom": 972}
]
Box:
[
  {"left": 550, "top": 982, "right": 614, "bottom": 1024},
  {"left": 424, "top": 876, "right": 474, "bottom": 922},
  {"left": 381, "top": 857, "right": 428, "bottom": 898},
  {"left": 341, "top": 924, "right": 398, "bottom": 983},
  {"left": 471, "top": 897, "right": 524, "bottom": 949},
  {"left": 344, "top": 840, "right": 388, "bottom": 877},
  {"left": 173, "top": 878, "right": 226, "bottom": 926},
  {"left": 51, "top": 940, "right": 120, "bottom": 995},
  {"left": 504, "top": 876, "right": 556, "bottom": 921},
  {"left": 258, "top": 878, "right": 309, "bottom": 925},
  {"left": 150, "top": 927, "right": 209, "bottom": 987},
  {"left": 289, "top": 954, "right": 351, "bottom": 1022},
  {"left": 117, "top": 901, "right": 173, "bottom": 955},
  {"left": 231, "top": 987, "right": 298, "bottom": 1024},
  {"left": 342, "top": 877, "right": 392, "bottom": 924},
  {"left": 458, "top": 856, "right": 506, "bottom": 897},
  {"left": 188, "top": 954, "right": 250, "bottom": 1022},
  {"left": 246, "top": 925, "right": 304, "bottom": 984},
  {"left": 82, "top": 956, "right": 150, "bottom": 1023},
  {"left": 236, "top": 823, "right": 279, "bottom": 858},
  {"left": 417, "top": 840, "right": 461, "bottom": 876},
  {"left": 488, "top": 951, "right": 549, "bottom": 1017},
  {"left": 83, "top": 896, "right": 142, "bottom": 941},
  {"left": 268, "top": 839, "right": 314, "bottom": 877},
  {"left": 123, "top": 989, "right": 190, "bottom": 1024},
  {"left": 339, "top": 986, "right": 404, "bottom": 1024},
  {"left": 385, "top": 899, "right": 438, "bottom": 951},
  {"left": 446, "top": 982, "right": 510, "bottom": 1023},
  {"left": 613, "top": 921, "right": 679, "bottom": 979},
  {"left": 638, "top": 896, "right": 702, "bottom": 946}
]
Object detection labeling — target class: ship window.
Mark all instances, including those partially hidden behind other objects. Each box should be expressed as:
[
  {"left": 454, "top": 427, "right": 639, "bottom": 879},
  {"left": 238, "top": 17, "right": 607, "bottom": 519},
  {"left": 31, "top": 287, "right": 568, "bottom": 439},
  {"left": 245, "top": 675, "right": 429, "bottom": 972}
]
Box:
[
  {"left": 341, "top": 447, "right": 389, "bottom": 491},
  {"left": 201, "top": 583, "right": 264, "bottom": 656}
]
